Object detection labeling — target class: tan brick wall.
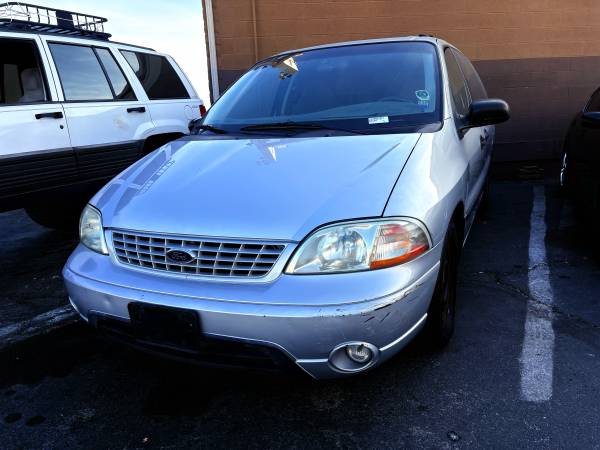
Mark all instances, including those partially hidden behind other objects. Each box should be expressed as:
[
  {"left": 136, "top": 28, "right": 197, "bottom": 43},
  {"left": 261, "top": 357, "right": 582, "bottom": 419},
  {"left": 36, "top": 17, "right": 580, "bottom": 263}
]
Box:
[
  {"left": 211, "top": 0, "right": 600, "bottom": 70},
  {"left": 205, "top": 0, "right": 600, "bottom": 161}
]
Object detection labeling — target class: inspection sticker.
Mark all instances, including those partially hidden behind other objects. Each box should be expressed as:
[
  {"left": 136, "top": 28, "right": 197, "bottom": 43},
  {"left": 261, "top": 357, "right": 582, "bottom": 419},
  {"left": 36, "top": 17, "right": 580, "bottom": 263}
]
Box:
[
  {"left": 415, "top": 89, "right": 430, "bottom": 106},
  {"left": 368, "top": 116, "right": 389, "bottom": 125}
]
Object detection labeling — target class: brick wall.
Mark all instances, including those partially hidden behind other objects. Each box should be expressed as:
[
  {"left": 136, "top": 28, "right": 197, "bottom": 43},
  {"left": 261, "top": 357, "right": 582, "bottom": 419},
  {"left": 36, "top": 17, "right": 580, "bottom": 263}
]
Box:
[{"left": 205, "top": 0, "right": 600, "bottom": 161}]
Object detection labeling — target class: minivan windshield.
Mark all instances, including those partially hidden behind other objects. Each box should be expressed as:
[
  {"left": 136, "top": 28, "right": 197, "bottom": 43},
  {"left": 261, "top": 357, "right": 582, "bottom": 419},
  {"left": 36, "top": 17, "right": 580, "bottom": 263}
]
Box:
[{"left": 201, "top": 42, "right": 442, "bottom": 135}]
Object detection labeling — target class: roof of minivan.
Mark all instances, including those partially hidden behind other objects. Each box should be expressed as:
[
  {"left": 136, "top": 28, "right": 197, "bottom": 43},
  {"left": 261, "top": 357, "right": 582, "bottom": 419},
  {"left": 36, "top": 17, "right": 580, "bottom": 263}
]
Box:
[{"left": 273, "top": 36, "right": 449, "bottom": 58}]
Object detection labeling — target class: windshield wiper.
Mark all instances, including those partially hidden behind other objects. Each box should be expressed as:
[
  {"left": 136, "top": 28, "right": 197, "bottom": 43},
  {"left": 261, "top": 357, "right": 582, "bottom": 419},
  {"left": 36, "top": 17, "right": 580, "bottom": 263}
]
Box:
[
  {"left": 189, "top": 120, "right": 228, "bottom": 135},
  {"left": 240, "top": 121, "right": 365, "bottom": 135}
]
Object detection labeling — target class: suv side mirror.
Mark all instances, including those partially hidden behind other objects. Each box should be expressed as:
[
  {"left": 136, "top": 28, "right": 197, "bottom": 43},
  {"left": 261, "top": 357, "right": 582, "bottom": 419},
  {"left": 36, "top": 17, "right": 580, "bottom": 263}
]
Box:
[{"left": 462, "top": 99, "right": 510, "bottom": 131}]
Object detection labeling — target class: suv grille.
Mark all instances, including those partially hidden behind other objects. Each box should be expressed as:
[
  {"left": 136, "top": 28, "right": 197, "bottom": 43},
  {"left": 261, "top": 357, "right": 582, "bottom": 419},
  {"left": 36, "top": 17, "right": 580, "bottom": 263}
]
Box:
[{"left": 112, "top": 231, "right": 286, "bottom": 278}]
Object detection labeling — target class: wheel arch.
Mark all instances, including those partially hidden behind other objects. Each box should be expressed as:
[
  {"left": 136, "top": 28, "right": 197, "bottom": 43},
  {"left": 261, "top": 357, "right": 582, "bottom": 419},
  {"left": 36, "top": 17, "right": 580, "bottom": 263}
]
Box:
[{"left": 450, "top": 201, "right": 465, "bottom": 256}]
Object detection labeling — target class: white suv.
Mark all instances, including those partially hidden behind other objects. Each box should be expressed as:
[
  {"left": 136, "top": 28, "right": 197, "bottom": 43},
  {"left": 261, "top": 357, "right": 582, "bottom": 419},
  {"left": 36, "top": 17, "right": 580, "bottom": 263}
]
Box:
[{"left": 0, "top": 3, "right": 203, "bottom": 228}]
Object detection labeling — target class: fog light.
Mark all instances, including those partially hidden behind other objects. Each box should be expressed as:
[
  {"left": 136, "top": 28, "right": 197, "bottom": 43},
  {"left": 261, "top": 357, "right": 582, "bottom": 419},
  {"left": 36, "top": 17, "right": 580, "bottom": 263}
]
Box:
[{"left": 346, "top": 344, "right": 373, "bottom": 364}]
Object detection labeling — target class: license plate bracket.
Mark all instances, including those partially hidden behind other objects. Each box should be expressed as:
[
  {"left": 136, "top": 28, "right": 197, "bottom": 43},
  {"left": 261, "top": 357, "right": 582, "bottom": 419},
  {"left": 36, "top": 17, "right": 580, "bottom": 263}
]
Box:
[{"left": 128, "top": 303, "right": 201, "bottom": 353}]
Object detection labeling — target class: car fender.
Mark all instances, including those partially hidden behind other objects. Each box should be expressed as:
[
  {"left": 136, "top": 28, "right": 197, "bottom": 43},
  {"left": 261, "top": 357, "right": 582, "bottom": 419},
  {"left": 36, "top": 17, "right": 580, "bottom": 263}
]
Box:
[{"left": 383, "top": 121, "right": 468, "bottom": 247}]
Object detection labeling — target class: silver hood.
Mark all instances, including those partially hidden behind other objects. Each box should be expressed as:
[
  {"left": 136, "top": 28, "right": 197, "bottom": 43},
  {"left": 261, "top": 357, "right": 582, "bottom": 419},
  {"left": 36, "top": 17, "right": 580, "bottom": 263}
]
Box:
[{"left": 92, "top": 134, "right": 420, "bottom": 241}]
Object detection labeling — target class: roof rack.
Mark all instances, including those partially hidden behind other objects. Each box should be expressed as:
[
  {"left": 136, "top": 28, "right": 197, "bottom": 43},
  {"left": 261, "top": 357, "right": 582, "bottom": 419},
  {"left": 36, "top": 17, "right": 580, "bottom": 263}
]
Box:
[{"left": 0, "top": 2, "right": 111, "bottom": 40}]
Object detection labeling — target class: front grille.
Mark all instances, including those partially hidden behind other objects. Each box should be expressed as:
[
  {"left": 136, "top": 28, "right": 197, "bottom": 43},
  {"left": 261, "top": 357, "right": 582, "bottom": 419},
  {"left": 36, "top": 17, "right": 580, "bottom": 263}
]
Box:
[{"left": 112, "top": 231, "right": 286, "bottom": 278}]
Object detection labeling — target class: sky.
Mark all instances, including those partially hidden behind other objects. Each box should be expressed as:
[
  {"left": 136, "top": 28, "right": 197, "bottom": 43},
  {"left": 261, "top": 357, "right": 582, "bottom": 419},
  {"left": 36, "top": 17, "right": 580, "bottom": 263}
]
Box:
[{"left": 47, "top": 0, "right": 211, "bottom": 105}]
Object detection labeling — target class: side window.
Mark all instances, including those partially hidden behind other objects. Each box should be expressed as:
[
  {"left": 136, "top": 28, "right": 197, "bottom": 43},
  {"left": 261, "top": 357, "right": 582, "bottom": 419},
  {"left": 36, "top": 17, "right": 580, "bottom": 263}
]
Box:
[
  {"left": 453, "top": 49, "right": 487, "bottom": 101},
  {"left": 95, "top": 48, "right": 136, "bottom": 100},
  {"left": 49, "top": 43, "right": 113, "bottom": 101},
  {"left": 0, "top": 38, "right": 48, "bottom": 105},
  {"left": 121, "top": 50, "right": 190, "bottom": 100},
  {"left": 443, "top": 48, "right": 471, "bottom": 122},
  {"left": 586, "top": 89, "right": 600, "bottom": 112}
]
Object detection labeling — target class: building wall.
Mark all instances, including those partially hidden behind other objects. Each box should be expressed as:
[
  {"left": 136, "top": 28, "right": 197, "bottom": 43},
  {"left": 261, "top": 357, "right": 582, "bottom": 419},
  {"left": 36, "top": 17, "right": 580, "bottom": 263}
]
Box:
[{"left": 204, "top": 0, "right": 600, "bottom": 161}]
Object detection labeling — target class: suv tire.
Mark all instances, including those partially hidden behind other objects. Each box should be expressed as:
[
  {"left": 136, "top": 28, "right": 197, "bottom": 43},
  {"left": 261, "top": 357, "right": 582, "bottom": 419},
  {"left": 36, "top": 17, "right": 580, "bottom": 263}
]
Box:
[{"left": 25, "top": 199, "right": 85, "bottom": 231}]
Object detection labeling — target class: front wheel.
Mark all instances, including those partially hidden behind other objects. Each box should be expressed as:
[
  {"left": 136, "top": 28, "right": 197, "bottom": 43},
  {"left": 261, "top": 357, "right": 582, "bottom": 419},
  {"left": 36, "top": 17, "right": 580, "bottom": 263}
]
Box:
[{"left": 424, "top": 221, "right": 459, "bottom": 347}]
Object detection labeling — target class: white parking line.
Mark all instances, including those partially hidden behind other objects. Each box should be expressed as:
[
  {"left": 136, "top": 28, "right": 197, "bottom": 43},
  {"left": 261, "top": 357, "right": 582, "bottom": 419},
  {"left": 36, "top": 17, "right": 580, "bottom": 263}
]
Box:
[{"left": 520, "top": 185, "right": 555, "bottom": 402}]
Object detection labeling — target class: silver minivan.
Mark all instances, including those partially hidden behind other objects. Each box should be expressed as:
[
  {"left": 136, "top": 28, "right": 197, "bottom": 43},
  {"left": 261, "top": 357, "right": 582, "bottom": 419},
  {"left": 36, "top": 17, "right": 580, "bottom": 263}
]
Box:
[{"left": 64, "top": 37, "right": 509, "bottom": 378}]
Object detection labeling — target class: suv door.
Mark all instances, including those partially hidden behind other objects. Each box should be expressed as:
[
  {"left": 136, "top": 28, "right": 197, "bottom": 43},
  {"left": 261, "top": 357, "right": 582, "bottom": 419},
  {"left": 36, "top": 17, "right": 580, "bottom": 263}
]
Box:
[
  {"left": 443, "top": 48, "right": 484, "bottom": 221},
  {"left": 42, "top": 38, "right": 154, "bottom": 181},
  {"left": 0, "top": 34, "right": 71, "bottom": 210},
  {"left": 119, "top": 49, "right": 201, "bottom": 134}
]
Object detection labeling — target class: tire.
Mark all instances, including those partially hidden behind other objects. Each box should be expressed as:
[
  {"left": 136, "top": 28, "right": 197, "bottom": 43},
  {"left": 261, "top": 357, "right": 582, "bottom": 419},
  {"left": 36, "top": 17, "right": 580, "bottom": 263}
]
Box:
[
  {"left": 424, "top": 220, "right": 459, "bottom": 347},
  {"left": 25, "top": 199, "right": 85, "bottom": 231}
]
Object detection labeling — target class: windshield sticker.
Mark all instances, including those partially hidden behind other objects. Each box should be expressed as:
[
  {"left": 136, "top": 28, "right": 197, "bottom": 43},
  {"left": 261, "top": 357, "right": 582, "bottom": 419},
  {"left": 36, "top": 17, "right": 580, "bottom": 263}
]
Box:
[
  {"left": 276, "top": 57, "right": 298, "bottom": 79},
  {"left": 415, "top": 90, "right": 430, "bottom": 106},
  {"left": 368, "top": 116, "right": 389, "bottom": 125}
]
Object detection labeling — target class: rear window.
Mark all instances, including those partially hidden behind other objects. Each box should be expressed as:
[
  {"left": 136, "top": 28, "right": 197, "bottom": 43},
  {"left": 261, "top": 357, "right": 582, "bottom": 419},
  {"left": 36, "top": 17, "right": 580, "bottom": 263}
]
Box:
[
  {"left": 95, "top": 48, "right": 136, "bottom": 100},
  {"left": 49, "top": 44, "right": 136, "bottom": 102},
  {"left": 50, "top": 43, "right": 114, "bottom": 101},
  {"left": 0, "top": 38, "right": 48, "bottom": 105},
  {"left": 121, "top": 51, "right": 189, "bottom": 100}
]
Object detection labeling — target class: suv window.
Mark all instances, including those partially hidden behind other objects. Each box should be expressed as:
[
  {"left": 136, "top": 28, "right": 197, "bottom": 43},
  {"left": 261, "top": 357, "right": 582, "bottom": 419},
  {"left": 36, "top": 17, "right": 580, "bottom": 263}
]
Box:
[
  {"left": 49, "top": 43, "right": 136, "bottom": 102},
  {"left": 50, "top": 43, "right": 113, "bottom": 101},
  {"left": 453, "top": 49, "right": 487, "bottom": 101},
  {"left": 444, "top": 48, "right": 470, "bottom": 122},
  {"left": 121, "top": 51, "right": 189, "bottom": 100},
  {"left": 0, "top": 38, "right": 48, "bottom": 105},
  {"left": 95, "top": 48, "right": 136, "bottom": 100}
]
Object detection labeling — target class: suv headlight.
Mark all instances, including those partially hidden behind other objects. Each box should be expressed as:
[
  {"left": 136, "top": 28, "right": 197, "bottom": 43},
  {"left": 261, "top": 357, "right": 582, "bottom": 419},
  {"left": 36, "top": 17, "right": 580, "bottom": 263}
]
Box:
[
  {"left": 285, "top": 219, "right": 431, "bottom": 274},
  {"left": 79, "top": 205, "right": 108, "bottom": 255}
]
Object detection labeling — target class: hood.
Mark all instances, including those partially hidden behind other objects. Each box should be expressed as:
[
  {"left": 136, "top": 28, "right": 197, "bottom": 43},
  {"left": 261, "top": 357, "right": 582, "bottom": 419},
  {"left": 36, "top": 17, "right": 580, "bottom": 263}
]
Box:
[{"left": 92, "top": 134, "right": 420, "bottom": 241}]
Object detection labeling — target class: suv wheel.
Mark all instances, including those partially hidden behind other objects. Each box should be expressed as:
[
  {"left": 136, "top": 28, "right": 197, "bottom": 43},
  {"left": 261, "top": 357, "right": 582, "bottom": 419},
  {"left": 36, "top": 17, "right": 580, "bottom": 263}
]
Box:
[
  {"left": 25, "top": 200, "right": 84, "bottom": 231},
  {"left": 424, "top": 220, "right": 459, "bottom": 347}
]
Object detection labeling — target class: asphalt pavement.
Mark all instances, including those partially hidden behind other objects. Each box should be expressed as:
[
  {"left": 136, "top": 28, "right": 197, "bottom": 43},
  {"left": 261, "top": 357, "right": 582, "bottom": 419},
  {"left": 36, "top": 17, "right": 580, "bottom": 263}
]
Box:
[{"left": 0, "top": 180, "right": 599, "bottom": 449}]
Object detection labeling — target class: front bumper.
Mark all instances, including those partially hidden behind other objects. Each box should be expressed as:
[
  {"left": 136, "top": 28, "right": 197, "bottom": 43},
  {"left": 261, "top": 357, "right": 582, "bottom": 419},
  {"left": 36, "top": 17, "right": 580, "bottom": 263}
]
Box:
[{"left": 63, "top": 243, "right": 441, "bottom": 379}]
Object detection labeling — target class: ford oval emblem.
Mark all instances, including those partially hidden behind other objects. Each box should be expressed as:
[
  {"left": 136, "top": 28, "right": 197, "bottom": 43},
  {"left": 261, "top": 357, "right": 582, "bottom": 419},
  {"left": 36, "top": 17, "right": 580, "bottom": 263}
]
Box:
[{"left": 166, "top": 249, "right": 194, "bottom": 263}]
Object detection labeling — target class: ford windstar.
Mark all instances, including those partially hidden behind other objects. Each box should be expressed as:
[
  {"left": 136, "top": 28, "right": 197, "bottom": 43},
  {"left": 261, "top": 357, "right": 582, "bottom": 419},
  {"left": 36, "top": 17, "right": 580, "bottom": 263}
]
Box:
[{"left": 64, "top": 37, "right": 509, "bottom": 378}]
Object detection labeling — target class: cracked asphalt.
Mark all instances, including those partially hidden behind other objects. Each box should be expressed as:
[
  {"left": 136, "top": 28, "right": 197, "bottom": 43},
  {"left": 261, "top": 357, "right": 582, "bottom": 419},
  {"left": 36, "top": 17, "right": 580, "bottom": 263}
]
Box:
[{"left": 1, "top": 180, "right": 600, "bottom": 449}]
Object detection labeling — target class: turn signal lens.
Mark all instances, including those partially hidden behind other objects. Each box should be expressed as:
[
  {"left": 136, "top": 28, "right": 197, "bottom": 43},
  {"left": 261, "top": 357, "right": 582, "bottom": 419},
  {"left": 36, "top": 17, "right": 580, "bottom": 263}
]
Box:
[{"left": 370, "top": 222, "right": 430, "bottom": 269}]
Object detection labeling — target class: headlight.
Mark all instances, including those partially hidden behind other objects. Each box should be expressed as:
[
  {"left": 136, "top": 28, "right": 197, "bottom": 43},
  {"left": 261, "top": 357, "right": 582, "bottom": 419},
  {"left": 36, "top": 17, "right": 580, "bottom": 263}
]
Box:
[
  {"left": 79, "top": 205, "right": 108, "bottom": 255},
  {"left": 285, "top": 219, "right": 430, "bottom": 274}
]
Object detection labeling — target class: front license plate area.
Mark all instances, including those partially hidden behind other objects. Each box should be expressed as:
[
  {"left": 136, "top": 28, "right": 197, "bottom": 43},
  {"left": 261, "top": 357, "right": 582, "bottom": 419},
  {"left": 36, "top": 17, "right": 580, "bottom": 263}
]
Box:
[{"left": 128, "top": 303, "right": 200, "bottom": 353}]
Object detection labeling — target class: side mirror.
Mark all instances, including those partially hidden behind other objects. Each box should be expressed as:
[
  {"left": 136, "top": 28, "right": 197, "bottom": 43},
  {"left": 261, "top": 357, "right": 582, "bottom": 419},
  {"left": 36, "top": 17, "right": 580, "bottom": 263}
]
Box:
[
  {"left": 582, "top": 111, "right": 600, "bottom": 127},
  {"left": 462, "top": 99, "right": 510, "bottom": 131}
]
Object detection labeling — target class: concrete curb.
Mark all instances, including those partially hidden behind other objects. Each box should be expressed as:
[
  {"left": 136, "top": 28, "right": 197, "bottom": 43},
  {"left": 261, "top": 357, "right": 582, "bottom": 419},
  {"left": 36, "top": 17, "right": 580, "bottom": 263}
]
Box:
[{"left": 0, "top": 305, "right": 79, "bottom": 352}]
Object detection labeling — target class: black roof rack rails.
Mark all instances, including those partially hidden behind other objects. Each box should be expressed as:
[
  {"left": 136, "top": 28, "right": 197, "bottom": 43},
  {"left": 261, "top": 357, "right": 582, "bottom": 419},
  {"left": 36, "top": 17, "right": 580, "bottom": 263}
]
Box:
[{"left": 0, "top": 2, "right": 111, "bottom": 40}]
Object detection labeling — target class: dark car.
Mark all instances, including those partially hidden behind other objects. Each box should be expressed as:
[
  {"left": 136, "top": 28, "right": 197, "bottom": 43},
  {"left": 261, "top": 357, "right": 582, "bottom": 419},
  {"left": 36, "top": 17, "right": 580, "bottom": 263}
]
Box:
[{"left": 561, "top": 88, "right": 600, "bottom": 253}]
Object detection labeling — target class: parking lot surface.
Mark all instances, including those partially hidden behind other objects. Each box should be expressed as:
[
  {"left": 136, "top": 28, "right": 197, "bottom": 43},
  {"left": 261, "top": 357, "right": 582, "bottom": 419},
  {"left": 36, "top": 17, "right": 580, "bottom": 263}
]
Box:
[{"left": 1, "top": 180, "right": 599, "bottom": 449}]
